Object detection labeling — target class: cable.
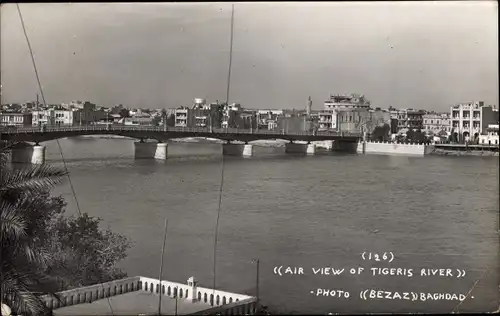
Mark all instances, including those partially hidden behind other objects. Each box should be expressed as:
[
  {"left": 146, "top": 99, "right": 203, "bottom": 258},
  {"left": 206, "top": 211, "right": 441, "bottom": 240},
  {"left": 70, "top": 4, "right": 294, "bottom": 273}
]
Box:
[
  {"left": 16, "top": 4, "right": 113, "bottom": 315},
  {"left": 16, "top": 4, "right": 81, "bottom": 217},
  {"left": 212, "top": 3, "right": 234, "bottom": 306}
]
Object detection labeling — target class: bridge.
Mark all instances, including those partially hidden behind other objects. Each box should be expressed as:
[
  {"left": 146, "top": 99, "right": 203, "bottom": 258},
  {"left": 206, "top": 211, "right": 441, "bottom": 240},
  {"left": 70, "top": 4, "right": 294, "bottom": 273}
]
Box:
[{"left": 0, "top": 125, "right": 362, "bottom": 164}]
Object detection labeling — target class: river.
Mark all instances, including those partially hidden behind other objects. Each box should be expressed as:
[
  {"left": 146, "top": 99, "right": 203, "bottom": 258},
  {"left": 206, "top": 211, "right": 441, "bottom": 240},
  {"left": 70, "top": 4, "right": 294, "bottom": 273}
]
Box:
[{"left": 44, "top": 137, "right": 499, "bottom": 314}]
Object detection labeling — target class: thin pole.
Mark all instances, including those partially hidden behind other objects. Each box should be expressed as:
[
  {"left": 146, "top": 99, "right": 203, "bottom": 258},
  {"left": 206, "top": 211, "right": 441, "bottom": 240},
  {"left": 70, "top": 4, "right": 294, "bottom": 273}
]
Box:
[
  {"left": 256, "top": 259, "right": 260, "bottom": 304},
  {"left": 158, "top": 218, "right": 169, "bottom": 316}
]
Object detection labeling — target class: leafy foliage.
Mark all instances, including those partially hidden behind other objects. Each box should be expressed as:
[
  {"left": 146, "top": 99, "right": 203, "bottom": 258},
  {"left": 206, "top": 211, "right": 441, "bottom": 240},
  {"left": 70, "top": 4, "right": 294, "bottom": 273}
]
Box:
[
  {"left": 1, "top": 142, "right": 67, "bottom": 315},
  {"left": 41, "top": 200, "right": 131, "bottom": 289},
  {"left": 370, "top": 124, "right": 391, "bottom": 141},
  {"left": 406, "top": 129, "right": 428, "bottom": 143},
  {"left": 1, "top": 143, "right": 131, "bottom": 315}
]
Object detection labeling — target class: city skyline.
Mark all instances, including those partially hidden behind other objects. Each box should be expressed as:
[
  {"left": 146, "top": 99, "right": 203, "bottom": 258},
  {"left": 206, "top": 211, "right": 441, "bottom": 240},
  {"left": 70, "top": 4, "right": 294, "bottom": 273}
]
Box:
[{"left": 1, "top": 2, "right": 498, "bottom": 111}]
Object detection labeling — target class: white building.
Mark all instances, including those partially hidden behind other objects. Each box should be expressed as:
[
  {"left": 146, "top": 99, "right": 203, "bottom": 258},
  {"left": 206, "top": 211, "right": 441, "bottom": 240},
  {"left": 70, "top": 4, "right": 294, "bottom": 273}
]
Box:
[
  {"left": 423, "top": 113, "right": 451, "bottom": 135},
  {"left": 0, "top": 112, "right": 32, "bottom": 126},
  {"left": 32, "top": 110, "right": 55, "bottom": 126},
  {"left": 256, "top": 109, "right": 282, "bottom": 130},
  {"left": 318, "top": 94, "right": 371, "bottom": 132},
  {"left": 31, "top": 109, "right": 78, "bottom": 126},
  {"left": 479, "top": 124, "right": 499, "bottom": 145},
  {"left": 450, "top": 101, "right": 498, "bottom": 140},
  {"left": 174, "top": 107, "right": 191, "bottom": 127}
]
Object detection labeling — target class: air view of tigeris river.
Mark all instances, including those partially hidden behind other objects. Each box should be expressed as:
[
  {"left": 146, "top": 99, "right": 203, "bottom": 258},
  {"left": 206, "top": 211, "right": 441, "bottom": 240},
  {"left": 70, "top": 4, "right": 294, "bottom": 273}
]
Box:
[{"left": 45, "top": 137, "right": 498, "bottom": 314}]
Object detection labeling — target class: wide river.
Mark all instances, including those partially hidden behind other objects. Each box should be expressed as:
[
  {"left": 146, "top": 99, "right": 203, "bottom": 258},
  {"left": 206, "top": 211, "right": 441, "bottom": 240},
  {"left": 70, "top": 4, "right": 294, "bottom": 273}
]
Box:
[{"left": 44, "top": 137, "right": 498, "bottom": 315}]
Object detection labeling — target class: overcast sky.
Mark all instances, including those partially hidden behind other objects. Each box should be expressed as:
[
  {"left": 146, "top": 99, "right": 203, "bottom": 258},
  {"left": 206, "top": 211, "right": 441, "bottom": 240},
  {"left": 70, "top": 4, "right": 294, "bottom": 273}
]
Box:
[{"left": 1, "top": 2, "right": 498, "bottom": 111}]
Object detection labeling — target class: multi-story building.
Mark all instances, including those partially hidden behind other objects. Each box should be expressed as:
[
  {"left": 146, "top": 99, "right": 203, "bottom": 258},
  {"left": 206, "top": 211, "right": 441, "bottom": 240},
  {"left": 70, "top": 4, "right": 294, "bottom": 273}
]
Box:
[
  {"left": 324, "top": 93, "right": 371, "bottom": 110},
  {"left": 32, "top": 109, "right": 56, "bottom": 126},
  {"left": 0, "top": 112, "right": 32, "bottom": 126},
  {"left": 318, "top": 93, "right": 371, "bottom": 133},
  {"left": 450, "top": 101, "right": 498, "bottom": 140},
  {"left": 191, "top": 98, "right": 211, "bottom": 128},
  {"left": 256, "top": 110, "right": 283, "bottom": 130},
  {"left": 174, "top": 107, "right": 192, "bottom": 127},
  {"left": 406, "top": 109, "right": 425, "bottom": 130},
  {"left": 389, "top": 108, "right": 424, "bottom": 132},
  {"left": 423, "top": 113, "right": 451, "bottom": 135}
]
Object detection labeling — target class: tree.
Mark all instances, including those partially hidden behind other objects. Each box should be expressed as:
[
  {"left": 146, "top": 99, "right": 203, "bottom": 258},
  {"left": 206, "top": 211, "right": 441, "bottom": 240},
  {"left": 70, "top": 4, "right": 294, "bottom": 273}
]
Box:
[
  {"left": 1, "top": 142, "right": 67, "bottom": 315},
  {"left": 406, "top": 129, "right": 426, "bottom": 143},
  {"left": 211, "top": 103, "right": 225, "bottom": 128},
  {"left": 370, "top": 124, "right": 391, "bottom": 141},
  {"left": 118, "top": 108, "right": 130, "bottom": 118},
  {"left": 166, "top": 114, "right": 175, "bottom": 127},
  {"left": 40, "top": 200, "right": 131, "bottom": 289},
  {"left": 1, "top": 142, "right": 131, "bottom": 315}
]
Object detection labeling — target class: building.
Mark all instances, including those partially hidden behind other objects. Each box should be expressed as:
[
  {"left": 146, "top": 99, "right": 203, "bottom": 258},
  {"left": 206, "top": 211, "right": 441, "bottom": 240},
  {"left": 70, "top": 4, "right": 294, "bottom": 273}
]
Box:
[
  {"left": 450, "top": 101, "right": 498, "bottom": 140},
  {"left": 222, "top": 103, "right": 243, "bottom": 128},
  {"left": 306, "top": 96, "right": 312, "bottom": 116},
  {"left": 277, "top": 116, "right": 309, "bottom": 133},
  {"left": 0, "top": 112, "right": 32, "bottom": 126},
  {"left": 318, "top": 110, "right": 336, "bottom": 131},
  {"left": 389, "top": 108, "right": 424, "bottom": 132},
  {"left": 478, "top": 124, "right": 499, "bottom": 145},
  {"left": 122, "top": 116, "right": 154, "bottom": 126},
  {"left": 29, "top": 275, "right": 256, "bottom": 316},
  {"left": 174, "top": 107, "right": 192, "bottom": 127},
  {"left": 32, "top": 109, "right": 56, "bottom": 126},
  {"left": 318, "top": 93, "right": 372, "bottom": 133},
  {"left": 423, "top": 113, "right": 451, "bottom": 135},
  {"left": 193, "top": 99, "right": 209, "bottom": 128},
  {"left": 256, "top": 109, "right": 283, "bottom": 130},
  {"left": 324, "top": 93, "right": 371, "bottom": 110},
  {"left": 406, "top": 109, "right": 425, "bottom": 130}
]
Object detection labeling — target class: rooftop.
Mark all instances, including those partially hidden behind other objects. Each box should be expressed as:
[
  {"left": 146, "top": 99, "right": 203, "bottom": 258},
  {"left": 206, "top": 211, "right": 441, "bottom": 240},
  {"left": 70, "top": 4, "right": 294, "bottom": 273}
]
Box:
[
  {"left": 42, "top": 276, "right": 256, "bottom": 316},
  {"left": 53, "top": 290, "right": 208, "bottom": 315}
]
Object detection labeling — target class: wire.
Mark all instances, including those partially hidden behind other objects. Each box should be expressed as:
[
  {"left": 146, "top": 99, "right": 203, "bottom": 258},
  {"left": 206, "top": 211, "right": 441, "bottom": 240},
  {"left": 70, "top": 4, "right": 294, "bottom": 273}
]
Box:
[
  {"left": 212, "top": 3, "right": 234, "bottom": 306},
  {"left": 16, "top": 4, "right": 113, "bottom": 315},
  {"left": 16, "top": 4, "right": 82, "bottom": 217}
]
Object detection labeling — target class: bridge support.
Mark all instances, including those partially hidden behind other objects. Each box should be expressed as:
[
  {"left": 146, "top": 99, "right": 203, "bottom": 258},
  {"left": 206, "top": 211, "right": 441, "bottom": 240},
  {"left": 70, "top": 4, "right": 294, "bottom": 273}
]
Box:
[
  {"left": 11, "top": 144, "right": 46, "bottom": 164},
  {"left": 134, "top": 141, "right": 168, "bottom": 160},
  {"left": 285, "top": 142, "right": 316, "bottom": 155},
  {"left": 222, "top": 143, "right": 253, "bottom": 157},
  {"left": 332, "top": 140, "right": 358, "bottom": 153}
]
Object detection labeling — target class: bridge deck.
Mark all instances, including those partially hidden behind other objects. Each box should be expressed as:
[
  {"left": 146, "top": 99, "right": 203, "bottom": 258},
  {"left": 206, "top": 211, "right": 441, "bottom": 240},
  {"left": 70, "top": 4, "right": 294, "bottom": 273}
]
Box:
[{"left": 0, "top": 125, "right": 361, "bottom": 143}]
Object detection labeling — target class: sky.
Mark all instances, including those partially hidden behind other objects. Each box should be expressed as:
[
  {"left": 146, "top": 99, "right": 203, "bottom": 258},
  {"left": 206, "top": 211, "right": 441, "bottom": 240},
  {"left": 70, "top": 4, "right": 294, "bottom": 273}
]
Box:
[{"left": 0, "top": 2, "right": 498, "bottom": 112}]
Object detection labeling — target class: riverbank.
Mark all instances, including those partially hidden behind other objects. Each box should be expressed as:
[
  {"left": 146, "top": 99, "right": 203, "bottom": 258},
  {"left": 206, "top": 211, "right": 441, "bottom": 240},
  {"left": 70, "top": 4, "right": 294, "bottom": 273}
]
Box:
[{"left": 430, "top": 148, "right": 499, "bottom": 157}]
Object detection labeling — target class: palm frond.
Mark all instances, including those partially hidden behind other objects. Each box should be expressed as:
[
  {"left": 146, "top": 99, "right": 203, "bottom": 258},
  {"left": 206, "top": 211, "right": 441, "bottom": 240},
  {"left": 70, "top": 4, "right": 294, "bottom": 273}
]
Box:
[
  {"left": 0, "top": 164, "right": 67, "bottom": 195},
  {"left": 1, "top": 265, "right": 54, "bottom": 316},
  {"left": 0, "top": 200, "right": 28, "bottom": 241}
]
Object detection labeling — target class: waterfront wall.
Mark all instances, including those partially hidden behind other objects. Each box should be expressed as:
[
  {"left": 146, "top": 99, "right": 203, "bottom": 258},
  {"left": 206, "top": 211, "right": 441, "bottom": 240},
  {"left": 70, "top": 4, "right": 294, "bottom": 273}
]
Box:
[
  {"left": 357, "top": 141, "right": 426, "bottom": 156},
  {"left": 431, "top": 147, "right": 499, "bottom": 157},
  {"left": 42, "top": 276, "right": 255, "bottom": 314}
]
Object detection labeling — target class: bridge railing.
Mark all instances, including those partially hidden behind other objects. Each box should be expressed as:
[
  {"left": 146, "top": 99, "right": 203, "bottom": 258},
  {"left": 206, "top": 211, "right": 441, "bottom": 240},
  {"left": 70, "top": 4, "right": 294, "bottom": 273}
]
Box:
[{"left": 0, "top": 124, "right": 362, "bottom": 137}]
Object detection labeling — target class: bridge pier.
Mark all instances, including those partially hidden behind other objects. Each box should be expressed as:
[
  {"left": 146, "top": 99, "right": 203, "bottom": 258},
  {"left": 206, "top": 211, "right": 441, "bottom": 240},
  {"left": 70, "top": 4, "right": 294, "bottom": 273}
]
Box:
[
  {"left": 222, "top": 143, "right": 253, "bottom": 157},
  {"left": 134, "top": 141, "right": 168, "bottom": 160},
  {"left": 285, "top": 142, "right": 316, "bottom": 155},
  {"left": 11, "top": 143, "right": 46, "bottom": 164},
  {"left": 332, "top": 140, "right": 358, "bottom": 153}
]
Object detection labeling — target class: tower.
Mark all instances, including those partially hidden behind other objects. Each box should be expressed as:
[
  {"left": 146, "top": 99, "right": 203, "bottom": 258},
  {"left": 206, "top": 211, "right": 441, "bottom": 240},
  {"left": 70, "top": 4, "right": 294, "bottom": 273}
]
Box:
[{"left": 306, "top": 96, "right": 312, "bottom": 116}]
